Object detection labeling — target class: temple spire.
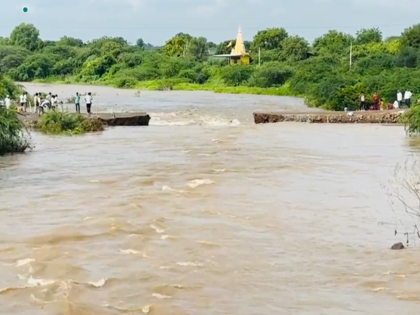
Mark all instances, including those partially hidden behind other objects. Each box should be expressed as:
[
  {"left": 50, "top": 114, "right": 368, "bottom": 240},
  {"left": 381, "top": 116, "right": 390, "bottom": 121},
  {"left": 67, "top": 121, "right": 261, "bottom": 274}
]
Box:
[{"left": 231, "top": 26, "right": 246, "bottom": 55}]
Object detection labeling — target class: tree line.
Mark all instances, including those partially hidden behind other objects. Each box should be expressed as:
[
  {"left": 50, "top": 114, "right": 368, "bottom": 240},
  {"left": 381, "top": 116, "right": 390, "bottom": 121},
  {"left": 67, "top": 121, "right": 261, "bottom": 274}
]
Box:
[{"left": 1, "top": 23, "right": 420, "bottom": 110}]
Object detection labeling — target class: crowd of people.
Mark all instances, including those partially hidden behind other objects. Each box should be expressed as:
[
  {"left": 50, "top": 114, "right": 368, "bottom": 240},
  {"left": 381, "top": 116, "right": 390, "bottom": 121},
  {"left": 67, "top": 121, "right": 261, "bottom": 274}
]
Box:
[
  {"left": 1, "top": 92, "right": 93, "bottom": 116},
  {"left": 358, "top": 90, "right": 413, "bottom": 111}
]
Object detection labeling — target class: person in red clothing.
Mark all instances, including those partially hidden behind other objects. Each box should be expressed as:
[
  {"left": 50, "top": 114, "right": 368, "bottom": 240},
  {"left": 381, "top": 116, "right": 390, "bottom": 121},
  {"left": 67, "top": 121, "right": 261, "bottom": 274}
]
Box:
[{"left": 373, "top": 91, "right": 380, "bottom": 110}]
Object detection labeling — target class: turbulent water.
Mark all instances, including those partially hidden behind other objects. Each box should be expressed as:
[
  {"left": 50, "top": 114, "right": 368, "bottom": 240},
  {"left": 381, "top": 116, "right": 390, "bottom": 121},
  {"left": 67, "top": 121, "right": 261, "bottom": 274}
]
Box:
[{"left": 0, "top": 83, "right": 419, "bottom": 315}]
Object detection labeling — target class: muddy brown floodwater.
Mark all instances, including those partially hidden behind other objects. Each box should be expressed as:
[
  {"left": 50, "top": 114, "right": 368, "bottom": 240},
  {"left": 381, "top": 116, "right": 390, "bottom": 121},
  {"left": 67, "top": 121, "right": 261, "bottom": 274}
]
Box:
[{"left": 0, "top": 83, "right": 419, "bottom": 315}]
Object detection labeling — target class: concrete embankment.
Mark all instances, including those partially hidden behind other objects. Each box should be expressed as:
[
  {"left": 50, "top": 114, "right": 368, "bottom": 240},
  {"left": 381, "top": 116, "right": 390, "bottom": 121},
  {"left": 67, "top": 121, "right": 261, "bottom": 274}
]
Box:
[
  {"left": 19, "top": 112, "right": 151, "bottom": 126},
  {"left": 253, "top": 110, "right": 405, "bottom": 124}
]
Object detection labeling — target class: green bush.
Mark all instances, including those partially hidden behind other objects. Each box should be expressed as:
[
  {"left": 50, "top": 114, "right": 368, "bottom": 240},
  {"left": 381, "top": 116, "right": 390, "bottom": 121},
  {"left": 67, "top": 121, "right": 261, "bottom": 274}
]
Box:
[
  {"left": 400, "top": 105, "right": 420, "bottom": 136},
  {"left": 248, "top": 65, "right": 292, "bottom": 88},
  {"left": 0, "top": 106, "right": 32, "bottom": 155},
  {"left": 36, "top": 111, "right": 104, "bottom": 135},
  {"left": 221, "top": 65, "right": 254, "bottom": 86}
]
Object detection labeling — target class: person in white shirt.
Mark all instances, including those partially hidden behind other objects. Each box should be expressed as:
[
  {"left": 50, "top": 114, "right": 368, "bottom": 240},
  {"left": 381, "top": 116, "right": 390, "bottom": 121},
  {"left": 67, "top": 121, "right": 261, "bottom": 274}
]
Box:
[
  {"left": 18, "top": 93, "right": 25, "bottom": 113},
  {"left": 22, "top": 92, "right": 28, "bottom": 112},
  {"left": 4, "top": 95, "right": 11, "bottom": 109},
  {"left": 33, "top": 93, "right": 39, "bottom": 113},
  {"left": 397, "top": 90, "right": 402, "bottom": 108},
  {"left": 84, "top": 92, "right": 93, "bottom": 115},
  {"left": 46, "top": 92, "right": 52, "bottom": 106},
  {"left": 359, "top": 92, "right": 366, "bottom": 110},
  {"left": 51, "top": 94, "right": 56, "bottom": 109},
  {"left": 55, "top": 94, "right": 64, "bottom": 112},
  {"left": 404, "top": 90, "right": 412, "bottom": 108},
  {"left": 393, "top": 100, "right": 399, "bottom": 109}
]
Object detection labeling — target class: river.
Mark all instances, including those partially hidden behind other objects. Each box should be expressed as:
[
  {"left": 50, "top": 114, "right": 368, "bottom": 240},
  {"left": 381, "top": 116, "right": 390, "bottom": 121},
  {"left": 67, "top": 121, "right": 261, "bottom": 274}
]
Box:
[{"left": 0, "top": 83, "right": 419, "bottom": 315}]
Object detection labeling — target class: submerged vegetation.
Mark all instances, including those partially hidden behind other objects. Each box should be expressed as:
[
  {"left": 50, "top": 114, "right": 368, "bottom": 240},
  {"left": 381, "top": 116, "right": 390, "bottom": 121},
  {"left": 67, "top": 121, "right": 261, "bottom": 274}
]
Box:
[
  {"left": 1, "top": 23, "right": 420, "bottom": 110},
  {"left": 35, "top": 111, "right": 104, "bottom": 135}
]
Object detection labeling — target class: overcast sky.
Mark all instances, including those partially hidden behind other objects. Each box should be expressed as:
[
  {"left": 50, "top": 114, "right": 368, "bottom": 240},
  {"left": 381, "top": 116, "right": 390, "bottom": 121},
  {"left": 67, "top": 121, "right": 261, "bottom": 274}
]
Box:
[{"left": 0, "top": 0, "right": 418, "bottom": 45}]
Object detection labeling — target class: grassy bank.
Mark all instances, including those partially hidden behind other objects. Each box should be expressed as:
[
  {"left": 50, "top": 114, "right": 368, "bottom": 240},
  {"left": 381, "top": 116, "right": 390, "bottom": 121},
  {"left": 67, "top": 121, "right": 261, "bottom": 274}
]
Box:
[{"left": 32, "top": 76, "right": 295, "bottom": 97}]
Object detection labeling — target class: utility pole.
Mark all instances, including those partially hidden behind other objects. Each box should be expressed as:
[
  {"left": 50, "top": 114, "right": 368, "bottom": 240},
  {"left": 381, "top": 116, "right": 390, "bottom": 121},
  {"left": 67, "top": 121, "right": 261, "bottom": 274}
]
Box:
[
  {"left": 258, "top": 47, "right": 261, "bottom": 66},
  {"left": 349, "top": 41, "right": 352, "bottom": 70}
]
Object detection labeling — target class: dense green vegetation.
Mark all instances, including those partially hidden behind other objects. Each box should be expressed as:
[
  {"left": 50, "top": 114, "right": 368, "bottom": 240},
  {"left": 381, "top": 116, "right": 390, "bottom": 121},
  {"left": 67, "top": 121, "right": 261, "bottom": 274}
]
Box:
[
  {"left": 1, "top": 23, "right": 420, "bottom": 110},
  {"left": 0, "top": 75, "right": 32, "bottom": 155},
  {"left": 35, "top": 111, "right": 104, "bottom": 135},
  {"left": 400, "top": 105, "right": 420, "bottom": 136}
]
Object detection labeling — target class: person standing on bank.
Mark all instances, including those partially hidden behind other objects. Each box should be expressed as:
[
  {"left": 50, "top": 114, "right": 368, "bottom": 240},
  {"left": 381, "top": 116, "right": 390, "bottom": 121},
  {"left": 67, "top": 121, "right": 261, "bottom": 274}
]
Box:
[
  {"left": 23, "top": 92, "right": 28, "bottom": 112},
  {"left": 85, "top": 92, "right": 92, "bottom": 115},
  {"left": 4, "top": 95, "right": 11, "bottom": 109},
  {"left": 373, "top": 91, "right": 380, "bottom": 110},
  {"left": 18, "top": 93, "right": 25, "bottom": 113},
  {"left": 359, "top": 92, "right": 366, "bottom": 111},
  {"left": 397, "top": 90, "right": 403, "bottom": 108},
  {"left": 75, "top": 92, "right": 80, "bottom": 113},
  {"left": 404, "top": 89, "right": 412, "bottom": 108},
  {"left": 34, "top": 93, "right": 39, "bottom": 113}
]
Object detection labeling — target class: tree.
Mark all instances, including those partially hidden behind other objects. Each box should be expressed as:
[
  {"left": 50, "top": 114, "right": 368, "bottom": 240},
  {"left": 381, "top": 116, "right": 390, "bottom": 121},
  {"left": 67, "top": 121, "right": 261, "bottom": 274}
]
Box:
[
  {"left": 0, "top": 54, "right": 27, "bottom": 73},
  {"left": 401, "top": 24, "right": 420, "bottom": 49},
  {"left": 313, "top": 30, "right": 353, "bottom": 55},
  {"left": 136, "top": 38, "right": 145, "bottom": 50},
  {"left": 163, "top": 33, "right": 192, "bottom": 57},
  {"left": 187, "top": 37, "right": 209, "bottom": 61},
  {"left": 356, "top": 28, "right": 382, "bottom": 45},
  {"left": 279, "top": 36, "right": 310, "bottom": 62},
  {"left": 216, "top": 39, "right": 235, "bottom": 54},
  {"left": 0, "top": 37, "right": 9, "bottom": 45},
  {"left": 252, "top": 28, "right": 288, "bottom": 50},
  {"left": 221, "top": 65, "right": 254, "bottom": 86},
  {"left": 58, "top": 36, "right": 84, "bottom": 47},
  {"left": 10, "top": 54, "right": 54, "bottom": 81},
  {"left": 9, "top": 23, "right": 41, "bottom": 51}
]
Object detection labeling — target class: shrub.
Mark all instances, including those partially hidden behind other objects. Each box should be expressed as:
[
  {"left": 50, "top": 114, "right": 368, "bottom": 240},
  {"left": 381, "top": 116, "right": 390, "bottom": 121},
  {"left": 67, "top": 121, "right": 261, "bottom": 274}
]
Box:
[
  {"left": 35, "top": 111, "right": 104, "bottom": 135},
  {"left": 0, "top": 106, "right": 33, "bottom": 155},
  {"left": 400, "top": 105, "right": 420, "bottom": 136},
  {"left": 221, "top": 65, "right": 254, "bottom": 86}
]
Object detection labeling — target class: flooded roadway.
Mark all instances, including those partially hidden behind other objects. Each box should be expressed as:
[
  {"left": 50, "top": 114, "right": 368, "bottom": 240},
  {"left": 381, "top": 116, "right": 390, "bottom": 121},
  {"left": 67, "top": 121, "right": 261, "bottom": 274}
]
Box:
[{"left": 0, "top": 83, "right": 419, "bottom": 315}]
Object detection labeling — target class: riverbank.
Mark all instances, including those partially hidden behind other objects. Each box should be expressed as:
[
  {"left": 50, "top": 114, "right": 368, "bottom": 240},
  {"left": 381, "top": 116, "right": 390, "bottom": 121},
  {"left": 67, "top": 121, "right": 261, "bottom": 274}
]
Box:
[
  {"left": 253, "top": 110, "right": 406, "bottom": 124},
  {"left": 32, "top": 77, "right": 295, "bottom": 97}
]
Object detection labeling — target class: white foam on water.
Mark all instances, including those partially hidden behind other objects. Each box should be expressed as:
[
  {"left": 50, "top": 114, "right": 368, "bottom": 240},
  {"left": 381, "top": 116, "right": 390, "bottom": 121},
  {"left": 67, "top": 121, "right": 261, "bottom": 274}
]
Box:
[
  {"left": 150, "top": 224, "right": 164, "bottom": 233},
  {"left": 149, "top": 112, "right": 241, "bottom": 126},
  {"left": 187, "top": 179, "right": 214, "bottom": 188},
  {"left": 119, "top": 249, "right": 140, "bottom": 255},
  {"left": 88, "top": 278, "right": 107, "bottom": 287},
  {"left": 27, "top": 276, "right": 56, "bottom": 286},
  {"left": 16, "top": 258, "right": 35, "bottom": 267},
  {"left": 176, "top": 261, "right": 203, "bottom": 267},
  {"left": 152, "top": 293, "right": 171, "bottom": 299},
  {"left": 161, "top": 185, "right": 185, "bottom": 193}
]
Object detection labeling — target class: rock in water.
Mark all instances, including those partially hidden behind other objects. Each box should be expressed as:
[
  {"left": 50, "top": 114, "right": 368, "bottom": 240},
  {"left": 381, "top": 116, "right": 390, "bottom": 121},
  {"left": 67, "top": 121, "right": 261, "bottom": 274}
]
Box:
[{"left": 391, "top": 242, "right": 405, "bottom": 250}]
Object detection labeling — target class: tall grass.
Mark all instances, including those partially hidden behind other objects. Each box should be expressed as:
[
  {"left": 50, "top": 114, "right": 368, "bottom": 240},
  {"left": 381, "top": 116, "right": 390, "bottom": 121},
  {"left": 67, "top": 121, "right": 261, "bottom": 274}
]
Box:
[
  {"left": 0, "top": 107, "right": 33, "bottom": 155},
  {"left": 35, "top": 111, "right": 104, "bottom": 135}
]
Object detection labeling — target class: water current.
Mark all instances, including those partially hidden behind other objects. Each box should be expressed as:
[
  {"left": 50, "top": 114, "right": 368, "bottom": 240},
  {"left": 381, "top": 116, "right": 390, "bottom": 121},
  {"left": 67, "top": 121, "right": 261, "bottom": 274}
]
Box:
[{"left": 0, "top": 83, "right": 419, "bottom": 314}]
